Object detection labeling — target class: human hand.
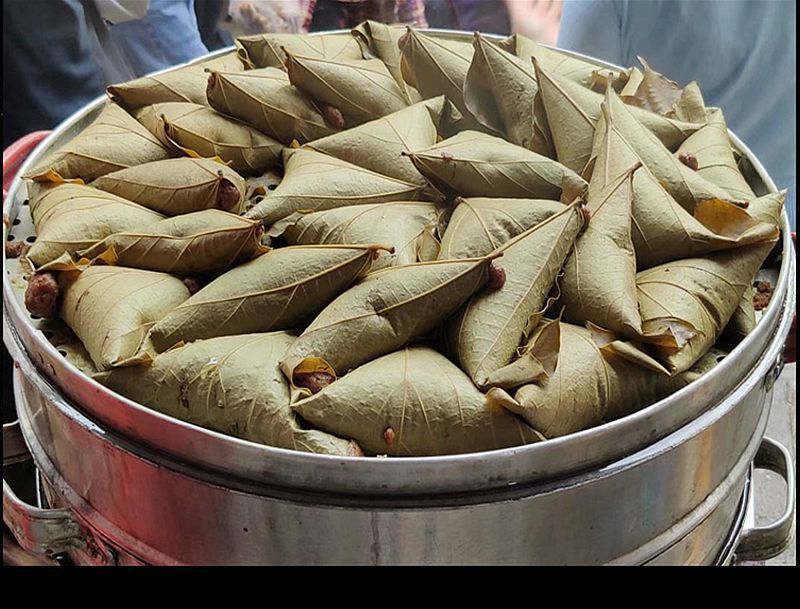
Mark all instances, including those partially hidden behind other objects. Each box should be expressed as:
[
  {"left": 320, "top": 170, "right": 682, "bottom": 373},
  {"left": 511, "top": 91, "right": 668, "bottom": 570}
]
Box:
[
  {"left": 503, "top": 0, "right": 563, "bottom": 45},
  {"left": 228, "top": 0, "right": 305, "bottom": 34}
]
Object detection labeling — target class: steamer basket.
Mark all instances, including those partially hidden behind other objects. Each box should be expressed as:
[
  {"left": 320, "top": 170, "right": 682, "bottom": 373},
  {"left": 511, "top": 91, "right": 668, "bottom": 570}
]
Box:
[{"left": 3, "top": 32, "right": 795, "bottom": 565}]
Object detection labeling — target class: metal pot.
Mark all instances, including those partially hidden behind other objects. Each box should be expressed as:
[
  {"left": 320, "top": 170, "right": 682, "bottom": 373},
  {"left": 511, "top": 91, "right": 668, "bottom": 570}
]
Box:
[{"left": 3, "top": 33, "right": 796, "bottom": 565}]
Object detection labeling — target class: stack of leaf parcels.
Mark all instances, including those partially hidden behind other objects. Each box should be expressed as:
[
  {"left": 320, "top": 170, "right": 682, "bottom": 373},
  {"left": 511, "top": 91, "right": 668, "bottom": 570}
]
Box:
[{"left": 19, "top": 26, "right": 784, "bottom": 457}]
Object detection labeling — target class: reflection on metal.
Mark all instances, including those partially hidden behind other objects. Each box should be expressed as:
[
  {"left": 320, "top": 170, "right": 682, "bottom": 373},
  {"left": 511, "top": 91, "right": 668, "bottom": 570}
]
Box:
[
  {"left": 2, "top": 479, "right": 84, "bottom": 557},
  {"left": 734, "top": 438, "right": 796, "bottom": 562}
]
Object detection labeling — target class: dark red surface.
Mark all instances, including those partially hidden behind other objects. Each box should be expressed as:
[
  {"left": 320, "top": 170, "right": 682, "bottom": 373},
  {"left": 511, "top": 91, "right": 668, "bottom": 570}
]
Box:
[{"left": 3, "top": 131, "right": 51, "bottom": 204}]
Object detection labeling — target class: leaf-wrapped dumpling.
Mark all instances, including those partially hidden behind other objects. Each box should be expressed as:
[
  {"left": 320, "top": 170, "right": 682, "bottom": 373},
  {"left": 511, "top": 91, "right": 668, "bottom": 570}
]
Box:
[
  {"left": 107, "top": 52, "right": 246, "bottom": 109},
  {"left": 205, "top": 68, "right": 336, "bottom": 144},
  {"left": 293, "top": 347, "right": 542, "bottom": 456},
  {"left": 399, "top": 29, "right": 479, "bottom": 129},
  {"left": 463, "top": 33, "right": 552, "bottom": 154},
  {"left": 533, "top": 59, "right": 703, "bottom": 174},
  {"left": 635, "top": 242, "right": 776, "bottom": 374},
  {"left": 497, "top": 33, "right": 617, "bottom": 89},
  {"left": 438, "top": 197, "right": 565, "bottom": 260},
  {"left": 285, "top": 54, "right": 410, "bottom": 128},
  {"left": 134, "top": 102, "right": 283, "bottom": 174},
  {"left": 589, "top": 101, "right": 778, "bottom": 270},
  {"left": 303, "top": 97, "right": 445, "bottom": 184},
  {"left": 352, "top": 20, "right": 421, "bottom": 104},
  {"left": 591, "top": 89, "right": 731, "bottom": 212},
  {"left": 245, "top": 149, "right": 426, "bottom": 226},
  {"left": 95, "top": 333, "right": 360, "bottom": 455},
  {"left": 450, "top": 202, "right": 585, "bottom": 388},
  {"left": 486, "top": 322, "right": 689, "bottom": 438},
  {"left": 278, "top": 202, "right": 440, "bottom": 270},
  {"left": 79, "top": 210, "right": 267, "bottom": 275},
  {"left": 281, "top": 254, "right": 500, "bottom": 394},
  {"left": 26, "top": 182, "right": 164, "bottom": 268},
  {"left": 675, "top": 110, "right": 756, "bottom": 201},
  {"left": 59, "top": 266, "right": 190, "bottom": 370},
  {"left": 90, "top": 158, "right": 247, "bottom": 215},
  {"left": 25, "top": 103, "right": 172, "bottom": 181},
  {"left": 149, "top": 244, "right": 381, "bottom": 352},
  {"left": 406, "top": 131, "right": 587, "bottom": 201},
  {"left": 236, "top": 32, "right": 363, "bottom": 69},
  {"left": 559, "top": 165, "right": 641, "bottom": 337}
]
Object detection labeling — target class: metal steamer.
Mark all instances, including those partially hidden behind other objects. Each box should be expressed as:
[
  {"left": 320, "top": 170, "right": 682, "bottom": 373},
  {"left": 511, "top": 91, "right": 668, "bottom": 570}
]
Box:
[{"left": 2, "top": 32, "right": 796, "bottom": 565}]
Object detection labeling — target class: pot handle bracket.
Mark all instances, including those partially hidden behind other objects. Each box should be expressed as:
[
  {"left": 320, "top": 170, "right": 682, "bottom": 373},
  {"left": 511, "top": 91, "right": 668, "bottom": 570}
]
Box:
[
  {"left": 3, "top": 420, "right": 86, "bottom": 560},
  {"left": 3, "top": 404, "right": 121, "bottom": 566},
  {"left": 3, "top": 479, "right": 86, "bottom": 558},
  {"left": 734, "top": 437, "right": 796, "bottom": 563}
]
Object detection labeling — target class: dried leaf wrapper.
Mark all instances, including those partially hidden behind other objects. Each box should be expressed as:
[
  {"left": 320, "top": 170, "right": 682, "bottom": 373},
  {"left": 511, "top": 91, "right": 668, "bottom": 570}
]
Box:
[
  {"left": 279, "top": 202, "right": 440, "bottom": 270},
  {"left": 352, "top": 20, "right": 422, "bottom": 104},
  {"left": 134, "top": 102, "right": 282, "bottom": 174},
  {"left": 206, "top": 68, "right": 335, "bottom": 144},
  {"left": 59, "top": 266, "right": 190, "bottom": 370},
  {"left": 534, "top": 59, "right": 703, "bottom": 174},
  {"left": 724, "top": 287, "right": 757, "bottom": 342},
  {"left": 236, "top": 32, "right": 363, "bottom": 69},
  {"left": 487, "top": 322, "right": 689, "bottom": 438},
  {"left": 303, "top": 98, "right": 444, "bottom": 184},
  {"left": 746, "top": 190, "right": 786, "bottom": 227},
  {"left": 245, "top": 149, "right": 426, "bottom": 226},
  {"left": 676, "top": 110, "right": 756, "bottom": 201},
  {"left": 450, "top": 202, "right": 584, "bottom": 387},
  {"left": 294, "top": 347, "right": 542, "bottom": 456},
  {"left": 399, "top": 29, "right": 480, "bottom": 130},
  {"left": 90, "top": 157, "right": 247, "bottom": 215},
  {"left": 481, "top": 316, "right": 561, "bottom": 390},
  {"left": 95, "top": 333, "right": 356, "bottom": 455},
  {"left": 636, "top": 242, "right": 776, "bottom": 374},
  {"left": 463, "top": 33, "right": 552, "bottom": 154},
  {"left": 590, "top": 102, "right": 778, "bottom": 270},
  {"left": 619, "top": 57, "right": 707, "bottom": 122},
  {"left": 26, "top": 182, "right": 164, "bottom": 268},
  {"left": 149, "top": 244, "right": 379, "bottom": 352},
  {"left": 281, "top": 254, "right": 499, "bottom": 393},
  {"left": 407, "top": 131, "right": 587, "bottom": 201},
  {"left": 438, "top": 197, "right": 565, "bottom": 260},
  {"left": 286, "top": 54, "right": 410, "bottom": 128},
  {"left": 591, "top": 89, "right": 730, "bottom": 212},
  {"left": 107, "top": 55, "right": 243, "bottom": 109},
  {"left": 499, "top": 33, "right": 619, "bottom": 88},
  {"left": 78, "top": 210, "right": 267, "bottom": 275},
  {"left": 25, "top": 103, "right": 171, "bottom": 181},
  {"left": 560, "top": 164, "right": 642, "bottom": 336}
]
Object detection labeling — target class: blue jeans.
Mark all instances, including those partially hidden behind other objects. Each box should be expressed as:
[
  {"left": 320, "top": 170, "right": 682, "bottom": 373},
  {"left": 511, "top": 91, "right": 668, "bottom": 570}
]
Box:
[{"left": 110, "top": 0, "right": 209, "bottom": 75}]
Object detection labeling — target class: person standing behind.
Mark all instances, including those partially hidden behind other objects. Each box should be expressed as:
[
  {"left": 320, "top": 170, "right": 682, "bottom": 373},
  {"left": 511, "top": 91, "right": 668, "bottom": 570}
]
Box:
[
  {"left": 109, "top": 0, "right": 209, "bottom": 75},
  {"left": 3, "top": 0, "right": 211, "bottom": 148},
  {"left": 557, "top": 0, "right": 796, "bottom": 229}
]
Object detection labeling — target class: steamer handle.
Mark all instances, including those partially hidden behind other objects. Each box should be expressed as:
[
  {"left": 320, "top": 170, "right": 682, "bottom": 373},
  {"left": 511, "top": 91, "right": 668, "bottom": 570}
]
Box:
[
  {"left": 3, "top": 418, "right": 86, "bottom": 558},
  {"left": 734, "top": 437, "right": 796, "bottom": 562},
  {"left": 2, "top": 130, "right": 52, "bottom": 204},
  {"left": 3, "top": 479, "right": 86, "bottom": 557}
]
